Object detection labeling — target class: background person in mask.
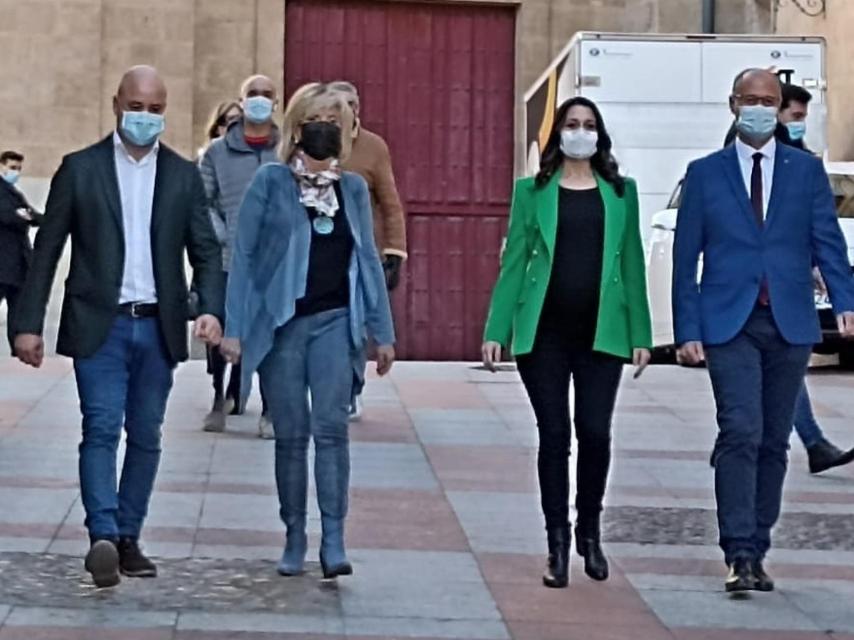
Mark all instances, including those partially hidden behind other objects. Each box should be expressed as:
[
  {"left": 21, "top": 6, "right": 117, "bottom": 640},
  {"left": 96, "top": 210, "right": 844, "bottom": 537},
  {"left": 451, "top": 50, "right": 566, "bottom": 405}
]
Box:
[
  {"left": 0, "top": 150, "right": 43, "bottom": 348},
  {"left": 673, "top": 68, "right": 854, "bottom": 594},
  {"left": 778, "top": 83, "right": 812, "bottom": 152},
  {"left": 723, "top": 83, "right": 853, "bottom": 473},
  {"left": 219, "top": 83, "right": 395, "bottom": 580},
  {"left": 199, "top": 75, "right": 280, "bottom": 437},
  {"left": 328, "top": 81, "right": 407, "bottom": 421},
  {"left": 12, "top": 65, "right": 224, "bottom": 589},
  {"left": 482, "top": 96, "right": 652, "bottom": 589}
]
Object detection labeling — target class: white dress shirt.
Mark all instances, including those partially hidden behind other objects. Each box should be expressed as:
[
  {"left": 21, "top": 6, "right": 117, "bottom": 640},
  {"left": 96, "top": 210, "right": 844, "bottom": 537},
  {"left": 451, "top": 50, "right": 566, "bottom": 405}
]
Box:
[
  {"left": 735, "top": 136, "right": 776, "bottom": 220},
  {"left": 113, "top": 131, "right": 158, "bottom": 304}
]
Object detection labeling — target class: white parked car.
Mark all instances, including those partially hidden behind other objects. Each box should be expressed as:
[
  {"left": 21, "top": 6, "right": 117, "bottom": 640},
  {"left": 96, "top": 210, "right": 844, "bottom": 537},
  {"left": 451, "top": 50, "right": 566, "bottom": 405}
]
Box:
[{"left": 646, "top": 162, "right": 854, "bottom": 367}]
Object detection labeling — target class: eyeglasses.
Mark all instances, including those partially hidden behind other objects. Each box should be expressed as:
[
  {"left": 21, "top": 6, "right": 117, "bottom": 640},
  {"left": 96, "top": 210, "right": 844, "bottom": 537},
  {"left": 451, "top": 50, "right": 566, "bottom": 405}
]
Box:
[{"left": 733, "top": 94, "right": 778, "bottom": 108}]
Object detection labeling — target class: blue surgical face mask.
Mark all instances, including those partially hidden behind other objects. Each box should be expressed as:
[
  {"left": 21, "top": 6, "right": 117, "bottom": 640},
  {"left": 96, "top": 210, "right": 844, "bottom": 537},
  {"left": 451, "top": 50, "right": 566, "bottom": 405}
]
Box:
[
  {"left": 736, "top": 105, "right": 779, "bottom": 141},
  {"left": 2, "top": 170, "right": 20, "bottom": 186},
  {"left": 786, "top": 120, "right": 807, "bottom": 141},
  {"left": 244, "top": 96, "right": 274, "bottom": 124},
  {"left": 121, "top": 111, "right": 165, "bottom": 147}
]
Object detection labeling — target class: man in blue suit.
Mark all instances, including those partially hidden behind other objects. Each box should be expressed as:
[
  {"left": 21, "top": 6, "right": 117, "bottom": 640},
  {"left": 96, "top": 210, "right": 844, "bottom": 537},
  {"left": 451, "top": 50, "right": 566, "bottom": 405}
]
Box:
[{"left": 673, "top": 68, "right": 854, "bottom": 594}]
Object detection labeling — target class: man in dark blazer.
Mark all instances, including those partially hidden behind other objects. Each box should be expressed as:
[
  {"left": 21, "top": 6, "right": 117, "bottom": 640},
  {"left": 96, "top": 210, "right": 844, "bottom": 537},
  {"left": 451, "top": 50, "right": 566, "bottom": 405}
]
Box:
[
  {"left": 0, "top": 150, "right": 42, "bottom": 348},
  {"left": 13, "top": 66, "right": 224, "bottom": 589},
  {"left": 673, "top": 68, "right": 854, "bottom": 594}
]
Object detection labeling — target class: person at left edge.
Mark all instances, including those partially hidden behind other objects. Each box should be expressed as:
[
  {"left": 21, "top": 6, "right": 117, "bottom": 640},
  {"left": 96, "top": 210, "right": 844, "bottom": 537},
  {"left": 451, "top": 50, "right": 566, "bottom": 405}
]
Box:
[
  {"left": 482, "top": 96, "right": 652, "bottom": 589},
  {"left": 12, "top": 65, "right": 224, "bottom": 589},
  {"left": 1, "top": 150, "right": 43, "bottom": 350}
]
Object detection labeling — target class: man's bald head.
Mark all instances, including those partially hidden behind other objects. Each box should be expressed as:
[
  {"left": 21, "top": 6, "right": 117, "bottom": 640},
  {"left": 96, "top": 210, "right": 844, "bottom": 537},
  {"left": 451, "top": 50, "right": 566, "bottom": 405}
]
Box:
[
  {"left": 240, "top": 75, "right": 277, "bottom": 101},
  {"left": 732, "top": 68, "right": 782, "bottom": 102},
  {"left": 113, "top": 65, "right": 168, "bottom": 151},
  {"left": 113, "top": 66, "right": 167, "bottom": 117},
  {"left": 117, "top": 65, "right": 167, "bottom": 99},
  {"left": 729, "top": 67, "right": 782, "bottom": 147}
]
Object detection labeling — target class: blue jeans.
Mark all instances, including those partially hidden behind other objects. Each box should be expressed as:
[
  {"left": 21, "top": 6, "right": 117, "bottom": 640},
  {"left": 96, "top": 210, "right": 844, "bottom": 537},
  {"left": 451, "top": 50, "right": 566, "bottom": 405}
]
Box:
[
  {"left": 74, "top": 316, "right": 174, "bottom": 541},
  {"left": 258, "top": 309, "right": 353, "bottom": 534},
  {"left": 792, "top": 382, "right": 823, "bottom": 449},
  {"left": 705, "top": 306, "right": 811, "bottom": 564}
]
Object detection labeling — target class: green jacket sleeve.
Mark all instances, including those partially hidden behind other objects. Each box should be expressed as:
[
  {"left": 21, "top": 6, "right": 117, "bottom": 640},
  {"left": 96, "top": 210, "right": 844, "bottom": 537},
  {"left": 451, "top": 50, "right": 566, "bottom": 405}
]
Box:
[
  {"left": 621, "top": 178, "right": 653, "bottom": 349},
  {"left": 483, "top": 180, "right": 530, "bottom": 347}
]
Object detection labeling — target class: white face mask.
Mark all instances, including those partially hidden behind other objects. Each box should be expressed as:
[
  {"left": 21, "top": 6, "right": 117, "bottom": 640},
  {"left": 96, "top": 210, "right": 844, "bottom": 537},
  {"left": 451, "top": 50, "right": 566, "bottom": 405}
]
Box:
[{"left": 560, "top": 129, "right": 598, "bottom": 160}]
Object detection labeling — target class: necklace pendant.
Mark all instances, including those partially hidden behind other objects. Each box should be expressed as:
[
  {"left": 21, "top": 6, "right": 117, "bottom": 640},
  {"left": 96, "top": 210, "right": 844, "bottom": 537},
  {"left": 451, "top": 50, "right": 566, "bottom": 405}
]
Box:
[{"left": 313, "top": 215, "right": 334, "bottom": 235}]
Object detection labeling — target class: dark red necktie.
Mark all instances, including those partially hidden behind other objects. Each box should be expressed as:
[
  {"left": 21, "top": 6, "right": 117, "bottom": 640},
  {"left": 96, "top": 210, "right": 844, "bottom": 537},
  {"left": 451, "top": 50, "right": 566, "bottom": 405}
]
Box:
[{"left": 751, "top": 152, "right": 770, "bottom": 306}]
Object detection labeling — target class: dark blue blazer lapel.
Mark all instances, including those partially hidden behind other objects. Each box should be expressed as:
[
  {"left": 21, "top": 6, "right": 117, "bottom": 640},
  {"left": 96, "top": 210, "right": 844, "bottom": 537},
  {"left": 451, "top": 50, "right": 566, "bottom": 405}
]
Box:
[{"left": 765, "top": 144, "right": 794, "bottom": 229}]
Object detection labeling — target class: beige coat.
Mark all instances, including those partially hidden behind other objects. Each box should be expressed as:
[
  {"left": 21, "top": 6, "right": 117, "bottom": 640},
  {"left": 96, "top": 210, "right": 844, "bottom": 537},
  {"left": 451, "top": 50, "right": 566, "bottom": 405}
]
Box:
[{"left": 342, "top": 128, "right": 407, "bottom": 259}]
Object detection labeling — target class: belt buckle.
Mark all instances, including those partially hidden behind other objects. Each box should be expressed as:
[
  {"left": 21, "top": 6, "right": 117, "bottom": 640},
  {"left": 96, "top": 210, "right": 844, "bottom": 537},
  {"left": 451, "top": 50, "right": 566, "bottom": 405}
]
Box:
[{"left": 130, "top": 303, "right": 142, "bottom": 318}]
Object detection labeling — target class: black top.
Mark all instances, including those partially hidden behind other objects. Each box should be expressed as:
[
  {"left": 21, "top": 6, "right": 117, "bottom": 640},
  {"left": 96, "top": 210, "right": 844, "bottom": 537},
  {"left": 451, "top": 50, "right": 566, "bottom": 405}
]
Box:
[
  {"left": 539, "top": 186, "right": 605, "bottom": 347},
  {"left": 295, "top": 182, "right": 354, "bottom": 317}
]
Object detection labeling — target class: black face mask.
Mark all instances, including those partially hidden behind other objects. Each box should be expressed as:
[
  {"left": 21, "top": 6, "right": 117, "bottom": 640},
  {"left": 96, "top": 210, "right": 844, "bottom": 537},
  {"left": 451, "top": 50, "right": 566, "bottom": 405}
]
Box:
[{"left": 298, "top": 121, "right": 342, "bottom": 161}]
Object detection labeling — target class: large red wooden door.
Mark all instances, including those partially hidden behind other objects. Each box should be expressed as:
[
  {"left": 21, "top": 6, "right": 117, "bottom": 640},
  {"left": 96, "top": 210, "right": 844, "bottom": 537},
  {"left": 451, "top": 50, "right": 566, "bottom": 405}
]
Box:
[{"left": 285, "top": 0, "right": 516, "bottom": 360}]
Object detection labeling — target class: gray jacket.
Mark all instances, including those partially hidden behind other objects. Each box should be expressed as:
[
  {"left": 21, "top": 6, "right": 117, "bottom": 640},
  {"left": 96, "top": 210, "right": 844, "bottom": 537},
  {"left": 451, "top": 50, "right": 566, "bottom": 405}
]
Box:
[{"left": 199, "top": 120, "right": 281, "bottom": 270}]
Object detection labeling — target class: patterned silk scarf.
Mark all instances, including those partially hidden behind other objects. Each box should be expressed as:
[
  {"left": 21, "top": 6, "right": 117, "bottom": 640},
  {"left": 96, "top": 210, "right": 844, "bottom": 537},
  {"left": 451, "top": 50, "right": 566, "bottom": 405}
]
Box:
[{"left": 289, "top": 154, "right": 341, "bottom": 218}]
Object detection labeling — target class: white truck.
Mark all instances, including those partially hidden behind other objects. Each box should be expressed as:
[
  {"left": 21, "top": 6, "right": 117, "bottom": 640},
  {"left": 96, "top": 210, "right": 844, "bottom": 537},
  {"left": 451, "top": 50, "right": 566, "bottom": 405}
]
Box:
[
  {"left": 524, "top": 32, "right": 827, "bottom": 237},
  {"left": 524, "top": 32, "right": 854, "bottom": 364}
]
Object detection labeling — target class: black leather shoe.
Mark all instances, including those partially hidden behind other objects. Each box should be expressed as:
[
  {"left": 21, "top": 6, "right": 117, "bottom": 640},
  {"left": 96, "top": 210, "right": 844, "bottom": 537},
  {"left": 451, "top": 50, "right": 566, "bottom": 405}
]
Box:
[
  {"left": 725, "top": 557, "right": 756, "bottom": 593},
  {"left": 118, "top": 537, "right": 157, "bottom": 578},
  {"left": 752, "top": 560, "right": 775, "bottom": 592},
  {"left": 575, "top": 526, "right": 609, "bottom": 582},
  {"left": 542, "top": 527, "right": 569, "bottom": 588},
  {"left": 85, "top": 539, "right": 120, "bottom": 588},
  {"left": 807, "top": 438, "right": 854, "bottom": 474}
]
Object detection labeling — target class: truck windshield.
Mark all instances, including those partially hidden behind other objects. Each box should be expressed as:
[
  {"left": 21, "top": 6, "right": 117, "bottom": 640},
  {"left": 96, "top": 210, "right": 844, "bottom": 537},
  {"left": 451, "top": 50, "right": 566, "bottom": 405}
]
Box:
[{"left": 666, "top": 179, "right": 684, "bottom": 210}]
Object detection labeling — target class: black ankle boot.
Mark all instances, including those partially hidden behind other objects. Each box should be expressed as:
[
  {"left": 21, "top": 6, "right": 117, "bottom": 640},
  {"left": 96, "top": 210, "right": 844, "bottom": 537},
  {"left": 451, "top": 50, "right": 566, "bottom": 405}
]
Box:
[
  {"left": 575, "top": 522, "right": 609, "bottom": 582},
  {"left": 543, "top": 526, "right": 570, "bottom": 588}
]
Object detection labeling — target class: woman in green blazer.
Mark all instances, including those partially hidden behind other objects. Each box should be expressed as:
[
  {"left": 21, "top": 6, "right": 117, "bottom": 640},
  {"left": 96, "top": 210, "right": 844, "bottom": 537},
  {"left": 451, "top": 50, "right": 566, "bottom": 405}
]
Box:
[{"left": 482, "top": 97, "right": 652, "bottom": 588}]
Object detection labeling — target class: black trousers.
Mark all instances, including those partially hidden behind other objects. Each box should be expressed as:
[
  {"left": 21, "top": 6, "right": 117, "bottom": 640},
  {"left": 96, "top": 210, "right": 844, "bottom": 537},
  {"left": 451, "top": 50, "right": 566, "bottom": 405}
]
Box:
[
  {"left": 207, "top": 344, "right": 242, "bottom": 399},
  {"left": 0, "top": 284, "right": 19, "bottom": 349},
  {"left": 516, "top": 319, "right": 624, "bottom": 533},
  {"left": 204, "top": 271, "right": 265, "bottom": 413}
]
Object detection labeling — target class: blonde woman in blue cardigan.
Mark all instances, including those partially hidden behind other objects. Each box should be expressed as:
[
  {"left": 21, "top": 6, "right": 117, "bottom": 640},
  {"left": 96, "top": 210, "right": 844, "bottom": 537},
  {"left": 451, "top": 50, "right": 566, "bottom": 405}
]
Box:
[{"left": 220, "top": 84, "right": 395, "bottom": 579}]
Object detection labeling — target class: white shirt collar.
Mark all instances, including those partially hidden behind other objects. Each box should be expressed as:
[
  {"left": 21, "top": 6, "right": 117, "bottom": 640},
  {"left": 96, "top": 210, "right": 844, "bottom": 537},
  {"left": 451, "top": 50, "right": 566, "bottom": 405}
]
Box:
[
  {"left": 113, "top": 131, "right": 160, "bottom": 166},
  {"left": 735, "top": 135, "right": 776, "bottom": 163}
]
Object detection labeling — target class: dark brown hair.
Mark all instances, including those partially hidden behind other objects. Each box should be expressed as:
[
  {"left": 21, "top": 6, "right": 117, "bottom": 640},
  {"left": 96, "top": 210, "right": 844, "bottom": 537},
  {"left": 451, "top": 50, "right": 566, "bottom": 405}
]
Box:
[
  {"left": 0, "top": 150, "right": 24, "bottom": 164},
  {"left": 534, "top": 96, "right": 624, "bottom": 196}
]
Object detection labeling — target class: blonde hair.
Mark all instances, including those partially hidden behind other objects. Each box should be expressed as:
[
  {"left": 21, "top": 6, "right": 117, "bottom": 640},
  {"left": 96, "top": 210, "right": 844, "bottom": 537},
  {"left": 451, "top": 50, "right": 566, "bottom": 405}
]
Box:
[
  {"left": 328, "top": 80, "right": 359, "bottom": 102},
  {"left": 280, "top": 83, "right": 355, "bottom": 162}
]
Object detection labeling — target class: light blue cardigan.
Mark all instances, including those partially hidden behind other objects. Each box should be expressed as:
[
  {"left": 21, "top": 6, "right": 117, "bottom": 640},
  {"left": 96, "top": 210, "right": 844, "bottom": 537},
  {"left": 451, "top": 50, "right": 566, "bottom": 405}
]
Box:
[{"left": 224, "top": 163, "right": 395, "bottom": 404}]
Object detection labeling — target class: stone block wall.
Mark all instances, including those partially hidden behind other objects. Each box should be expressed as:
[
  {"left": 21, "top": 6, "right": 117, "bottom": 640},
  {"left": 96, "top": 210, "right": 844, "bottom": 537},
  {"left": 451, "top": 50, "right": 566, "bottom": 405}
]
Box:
[
  {"left": 775, "top": 0, "right": 852, "bottom": 160},
  {"left": 0, "top": 0, "right": 767, "bottom": 178}
]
